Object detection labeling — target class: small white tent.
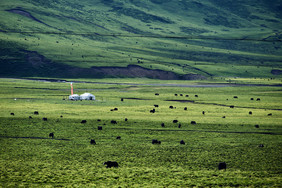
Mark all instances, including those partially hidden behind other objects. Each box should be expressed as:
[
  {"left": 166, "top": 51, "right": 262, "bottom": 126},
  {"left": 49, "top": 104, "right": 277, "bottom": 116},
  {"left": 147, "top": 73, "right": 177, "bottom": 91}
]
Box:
[
  {"left": 80, "top": 93, "right": 95, "bottom": 100},
  {"left": 69, "top": 94, "right": 80, "bottom": 100}
]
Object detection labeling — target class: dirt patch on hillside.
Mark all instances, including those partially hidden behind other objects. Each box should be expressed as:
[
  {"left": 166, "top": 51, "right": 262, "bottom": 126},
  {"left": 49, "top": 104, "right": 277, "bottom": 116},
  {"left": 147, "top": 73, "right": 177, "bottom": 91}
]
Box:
[
  {"left": 7, "top": 8, "right": 51, "bottom": 27},
  {"left": 21, "top": 50, "right": 207, "bottom": 80},
  {"left": 271, "top": 69, "right": 282, "bottom": 75}
]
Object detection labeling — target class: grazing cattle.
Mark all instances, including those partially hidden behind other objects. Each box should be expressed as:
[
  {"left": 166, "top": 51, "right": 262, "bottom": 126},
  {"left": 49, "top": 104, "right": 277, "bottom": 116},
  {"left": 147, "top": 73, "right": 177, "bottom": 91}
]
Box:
[
  {"left": 111, "top": 120, "right": 117, "bottom": 124},
  {"left": 175, "top": 94, "right": 178, "bottom": 96},
  {"left": 125, "top": 118, "right": 128, "bottom": 121},
  {"left": 121, "top": 98, "right": 124, "bottom": 102},
  {"left": 34, "top": 111, "right": 39, "bottom": 115},
  {"left": 169, "top": 106, "right": 174, "bottom": 109},
  {"left": 152, "top": 139, "right": 161, "bottom": 144},
  {"left": 29, "top": 116, "right": 32, "bottom": 119},
  {"left": 233, "top": 96, "right": 238, "bottom": 99},
  {"left": 184, "top": 107, "right": 187, "bottom": 111},
  {"left": 161, "top": 123, "right": 165, "bottom": 127},
  {"left": 90, "top": 139, "right": 96, "bottom": 145},
  {"left": 250, "top": 98, "right": 254, "bottom": 100},
  {"left": 230, "top": 105, "right": 234, "bottom": 108},
  {"left": 249, "top": 111, "right": 252, "bottom": 115},
  {"left": 185, "top": 95, "right": 189, "bottom": 97},
  {"left": 255, "top": 124, "right": 259, "bottom": 128},
  {"left": 81, "top": 120, "right": 87, "bottom": 124},
  {"left": 268, "top": 113, "right": 272, "bottom": 116},
  {"left": 154, "top": 105, "right": 159, "bottom": 108},
  {"left": 195, "top": 95, "right": 198, "bottom": 97},
  {"left": 222, "top": 116, "right": 226, "bottom": 118},
  {"left": 60, "top": 115, "right": 63, "bottom": 118},
  {"left": 173, "top": 120, "right": 178, "bottom": 123},
  {"left": 178, "top": 124, "right": 181, "bottom": 128},
  {"left": 155, "top": 93, "right": 159, "bottom": 96},
  {"left": 150, "top": 109, "right": 155, "bottom": 113},
  {"left": 116, "top": 136, "right": 121, "bottom": 139},
  {"left": 98, "top": 126, "right": 102, "bottom": 130},
  {"left": 110, "top": 109, "right": 114, "bottom": 111},
  {"left": 49, "top": 132, "right": 54, "bottom": 138},
  {"left": 97, "top": 119, "right": 101, "bottom": 122},
  {"left": 191, "top": 121, "right": 196, "bottom": 125},
  {"left": 104, "top": 161, "right": 118, "bottom": 168},
  {"left": 180, "top": 140, "right": 185, "bottom": 145},
  {"left": 42, "top": 117, "right": 48, "bottom": 121},
  {"left": 10, "top": 113, "right": 14, "bottom": 116},
  {"left": 258, "top": 144, "right": 264, "bottom": 147},
  {"left": 257, "top": 98, "right": 261, "bottom": 101},
  {"left": 180, "top": 94, "right": 183, "bottom": 96},
  {"left": 114, "top": 108, "right": 118, "bottom": 111},
  {"left": 218, "top": 162, "right": 227, "bottom": 170},
  {"left": 202, "top": 111, "right": 205, "bottom": 115}
]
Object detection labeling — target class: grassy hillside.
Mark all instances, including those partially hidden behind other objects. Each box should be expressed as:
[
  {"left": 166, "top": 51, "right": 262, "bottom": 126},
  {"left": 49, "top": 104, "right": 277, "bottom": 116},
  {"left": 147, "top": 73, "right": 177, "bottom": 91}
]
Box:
[{"left": 0, "top": 0, "right": 282, "bottom": 79}]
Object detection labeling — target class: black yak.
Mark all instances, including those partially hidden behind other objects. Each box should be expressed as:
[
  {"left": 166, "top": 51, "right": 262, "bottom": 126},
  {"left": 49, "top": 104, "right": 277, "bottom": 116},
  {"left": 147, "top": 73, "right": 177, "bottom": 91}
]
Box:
[
  {"left": 116, "top": 136, "right": 121, "bottom": 140},
  {"left": 191, "top": 121, "right": 196, "bottom": 125},
  {"left": 10, "top": 113, "right": 14, "bottom": 116},
  {"left": 34, "top": 111, "right": 39, "bottom": 115},
  {"left": 98, "top": 126, "right": 102, "bottom": 130},
  {"left": 218, "top": 162, "right": 227, "bottom": 170},
  {"left": 152, "top": 139, "right": 161, "bottom": 144},
  {"left": 49, "top": 132, "right": 54, "bottom": 138},
  {"left": 43, "top": 117, "right": 48, "bottom": 121},
  {"left": 180, "top": 140, "right": 185, "bottom": 145},
  {"left": 81, "top": 120, "right": 87, "bottom": 124},
  {"left": 173, "top": 120, "right": 178, "bottom": 123},
  {"left": 111, "top": 120, "right": 117, "bottom": 124},
  {"left": 249, "top": 111, "right": 252, "bottom": 115},
  {"left": 161, "top": 123, "right": 165, "bottom": 127},
  {"left": 184, "top": 107, "right": 187, "bottom": 111},
  {"left": 154, "top": 104, "right": 159, "bottom": 108},
  {"left": 104, "top": 161, "right": 118, "bottom": 168},
  {"left": 90, "top": 139, "right": 96, "bottom": 145}
]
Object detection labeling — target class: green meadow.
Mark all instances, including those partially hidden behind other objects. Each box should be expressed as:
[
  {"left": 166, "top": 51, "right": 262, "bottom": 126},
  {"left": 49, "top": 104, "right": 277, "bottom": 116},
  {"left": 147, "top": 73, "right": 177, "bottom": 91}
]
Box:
[{"left": 0, "top": 78, "right": 281, "bottom": 187}]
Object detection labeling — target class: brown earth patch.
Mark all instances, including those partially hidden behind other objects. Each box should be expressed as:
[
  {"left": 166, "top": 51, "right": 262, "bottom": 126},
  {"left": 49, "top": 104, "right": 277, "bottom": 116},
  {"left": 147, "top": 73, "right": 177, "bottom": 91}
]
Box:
[{"left": 21, "top": 50, "right": 207, "bottom": 80}]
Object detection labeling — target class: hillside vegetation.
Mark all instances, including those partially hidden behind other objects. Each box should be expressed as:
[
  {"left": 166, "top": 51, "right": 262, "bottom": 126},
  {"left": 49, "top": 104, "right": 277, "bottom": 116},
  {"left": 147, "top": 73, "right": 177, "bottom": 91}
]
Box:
[{"left": 0, "top": 0, "right": 282, "bottom": 79}]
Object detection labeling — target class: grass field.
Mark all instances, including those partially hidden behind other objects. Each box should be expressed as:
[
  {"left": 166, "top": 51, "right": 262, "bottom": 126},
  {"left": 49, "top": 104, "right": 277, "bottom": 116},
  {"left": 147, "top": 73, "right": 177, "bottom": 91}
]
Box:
[{"left": 0, "top": 78, "right": 281, "bottom": 187}]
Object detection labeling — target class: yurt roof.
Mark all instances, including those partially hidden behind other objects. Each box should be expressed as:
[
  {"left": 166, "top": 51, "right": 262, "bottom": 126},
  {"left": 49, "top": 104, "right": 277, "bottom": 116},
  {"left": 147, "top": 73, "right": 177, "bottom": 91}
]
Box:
[{"left": 80, "top": 93, "right": 94, "bottom": 96}]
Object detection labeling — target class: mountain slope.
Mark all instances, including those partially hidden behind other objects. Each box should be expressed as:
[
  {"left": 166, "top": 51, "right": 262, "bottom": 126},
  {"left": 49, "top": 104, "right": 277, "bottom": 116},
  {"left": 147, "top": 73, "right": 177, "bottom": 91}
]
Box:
[{"left": 0, "top": 0, "right": 282, "bottom": 79}]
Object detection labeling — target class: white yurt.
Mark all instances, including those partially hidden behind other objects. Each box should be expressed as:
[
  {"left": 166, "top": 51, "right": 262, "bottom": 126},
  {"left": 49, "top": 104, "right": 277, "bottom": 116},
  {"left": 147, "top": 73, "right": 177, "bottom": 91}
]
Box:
[
  {"left": 80, "top": 93, "right": 95, "bottom": 100},
  {"left": 69, "top": 94, "right": 80, "bottom": 100}
]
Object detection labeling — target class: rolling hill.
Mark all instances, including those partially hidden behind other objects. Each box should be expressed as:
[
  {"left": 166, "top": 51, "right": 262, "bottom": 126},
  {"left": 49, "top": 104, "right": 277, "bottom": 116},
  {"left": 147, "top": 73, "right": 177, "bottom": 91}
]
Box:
[{"left": 0, "top": 0, "right": 282, "bottom": 79}]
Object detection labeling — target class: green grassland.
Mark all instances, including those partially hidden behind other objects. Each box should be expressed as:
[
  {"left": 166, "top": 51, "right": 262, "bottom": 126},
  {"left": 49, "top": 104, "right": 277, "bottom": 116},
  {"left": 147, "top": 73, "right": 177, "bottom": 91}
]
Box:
[
  {"left": 0, "top": 78, "right": 281, "bottom": 187},
  {"left": 1, "top": 0, "right": 282, "bottom": 78}
]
